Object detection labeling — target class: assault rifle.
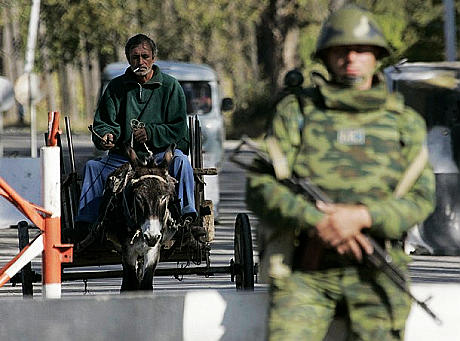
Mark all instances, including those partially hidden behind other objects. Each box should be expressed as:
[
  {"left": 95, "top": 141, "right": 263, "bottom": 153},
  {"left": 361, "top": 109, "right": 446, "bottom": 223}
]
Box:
[{"left": 230, "top": 137, "right": 442, "bottom": 325}]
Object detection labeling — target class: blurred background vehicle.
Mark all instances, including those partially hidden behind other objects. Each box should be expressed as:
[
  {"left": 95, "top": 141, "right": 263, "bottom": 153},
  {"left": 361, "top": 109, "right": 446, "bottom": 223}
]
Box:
[
  {"left": 385, "top": 61, "right": 460, "bottom": 255},
  {"left": 101, "top": 61, "right": 234, "bottom": 221}
]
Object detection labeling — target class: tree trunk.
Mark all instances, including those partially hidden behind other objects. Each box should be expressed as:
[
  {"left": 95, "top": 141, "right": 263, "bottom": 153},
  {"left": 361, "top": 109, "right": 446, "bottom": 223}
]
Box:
[
  {"left": 256, "top": 0, "right": 301, "bottom": 91},
  {"left": 44, "top": 69, "right": 57, "bottom": 113},
  {"left": 65, "top": 63, "right": 78, "bottom": 118},
  {"left": 58, "top": 63, "right": 70, "bottom": 116},
  {"left": 80, "top": 37, "right": 92, "bottom": 122},
  {"left": 256, "top": 2, "right": 275, "bottom": 87},
  {"left": 90, "top": 50, "right": 101, "bottom": 111},
  {"left": 228, "top": 3, "right": 250, "bottom": 98},
  {"left": 10, "top": 5, "right": 24, "bottom": 75},
  {"left": 2, "top": 7, "right": 19, "bottom": 123},
  {"left": 249, "top": 22, "right": 260, "bottom": 80},
  {"left": 39, "top": 21, "right": 57, "bottom": 113},
  {"left": 2, "top": 8, "right": 14, "bottom": 81}
]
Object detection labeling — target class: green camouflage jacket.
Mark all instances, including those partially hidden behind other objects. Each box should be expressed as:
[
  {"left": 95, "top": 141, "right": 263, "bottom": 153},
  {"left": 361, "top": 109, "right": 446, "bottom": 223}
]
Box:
[{"left": 246, "top": 73, "right": 435, "bottom": 241}]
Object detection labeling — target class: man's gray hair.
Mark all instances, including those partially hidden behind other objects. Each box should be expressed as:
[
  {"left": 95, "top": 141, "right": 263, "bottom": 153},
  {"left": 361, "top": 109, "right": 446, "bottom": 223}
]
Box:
[{"left": 125, "top": 34, "right": 158, "bottom": 60}]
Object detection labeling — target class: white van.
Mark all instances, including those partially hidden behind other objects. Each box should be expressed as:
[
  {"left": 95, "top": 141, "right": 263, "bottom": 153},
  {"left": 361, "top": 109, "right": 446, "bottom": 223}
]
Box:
[
  {"left": 384, "top": 62, "right": 460, "bottom": 255},
  {"left": 101, "top": 61, "right": 233, "bottom": 220}
]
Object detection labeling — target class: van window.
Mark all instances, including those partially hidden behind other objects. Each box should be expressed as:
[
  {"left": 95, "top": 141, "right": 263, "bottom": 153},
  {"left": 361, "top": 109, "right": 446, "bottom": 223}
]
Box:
[
  {"left": 101, "top": 79, "right": 213, "bottom": 115},
  {"left": 180, "top": 81, "right": 212, "bottom": 114}
]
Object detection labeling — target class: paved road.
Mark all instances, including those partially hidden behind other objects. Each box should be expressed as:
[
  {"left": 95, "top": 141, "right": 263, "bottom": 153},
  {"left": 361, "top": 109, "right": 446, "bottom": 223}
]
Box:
[{"left": 1, "top": 131, "right": 460, "bottom": 299}]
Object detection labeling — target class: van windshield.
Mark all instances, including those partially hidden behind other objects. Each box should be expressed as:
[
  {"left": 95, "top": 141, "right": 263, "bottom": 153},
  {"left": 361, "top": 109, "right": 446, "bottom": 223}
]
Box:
[{"left": 180, "top": 81, "right": 212, "bottom": 114}]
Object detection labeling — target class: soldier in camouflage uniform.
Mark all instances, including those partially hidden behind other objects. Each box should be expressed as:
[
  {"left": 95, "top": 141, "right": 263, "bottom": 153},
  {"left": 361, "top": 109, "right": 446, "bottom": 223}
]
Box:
[{"left": 246, "top": 5, "right": 435, "bottom": 341}]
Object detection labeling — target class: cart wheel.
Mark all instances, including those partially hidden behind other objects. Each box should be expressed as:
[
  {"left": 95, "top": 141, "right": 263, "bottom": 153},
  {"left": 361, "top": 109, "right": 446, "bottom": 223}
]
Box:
[{"left": 234, "top": 213, "right": 254, "bottom": 290}]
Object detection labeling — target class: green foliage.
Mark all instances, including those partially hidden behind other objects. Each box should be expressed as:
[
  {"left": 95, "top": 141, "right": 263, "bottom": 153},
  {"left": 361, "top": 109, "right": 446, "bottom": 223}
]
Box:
[
  {"left": 0, "top": 0, "right": 29, "bottom": 63},
  {"left": 39, "top": 0, "right": 137, "bottom": 68},
  {"left": 3, "top": 0, "right": 459, "bottom": 135},
  {"left": 402, "top": 2, "right": 459, "bottom": 61},
  {"left": 229, "top": 79, "right": 274, "bottom": 139}
]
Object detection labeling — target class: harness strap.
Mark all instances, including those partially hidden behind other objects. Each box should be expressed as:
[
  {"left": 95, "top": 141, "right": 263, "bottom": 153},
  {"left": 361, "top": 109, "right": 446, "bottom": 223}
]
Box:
[
  {"left": 99, "top": 166, "right": 183, "bottom": 247},
  {"left": 123, "top": 175, "right": 176, "bottom": 234},
  {"left": 130, "top": 174, "right": 168, "bottom": 185},
  {"left": 121, "top": 187, "right": 137, "bottom": 229}
]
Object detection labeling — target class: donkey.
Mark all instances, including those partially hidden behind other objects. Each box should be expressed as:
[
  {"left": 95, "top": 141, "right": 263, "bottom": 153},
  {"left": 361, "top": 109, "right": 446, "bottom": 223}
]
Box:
[{"left": 97, "top": 145, "right": 180, "bottom": 291}]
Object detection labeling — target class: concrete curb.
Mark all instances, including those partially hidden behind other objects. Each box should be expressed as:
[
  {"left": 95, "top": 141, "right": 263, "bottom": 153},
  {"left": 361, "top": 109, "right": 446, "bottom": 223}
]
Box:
[
  {"left": 1, "top": 284, "right": 456, "bottom": 340},
  {"left": 0, "top": 291, "right": 268, "bottom": 341}
]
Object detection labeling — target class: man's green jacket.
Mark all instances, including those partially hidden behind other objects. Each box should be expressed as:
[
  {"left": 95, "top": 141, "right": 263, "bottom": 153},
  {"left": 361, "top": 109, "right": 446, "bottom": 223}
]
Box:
[{"left": 92, "top": 64, "right": 189, "bottom": 158}]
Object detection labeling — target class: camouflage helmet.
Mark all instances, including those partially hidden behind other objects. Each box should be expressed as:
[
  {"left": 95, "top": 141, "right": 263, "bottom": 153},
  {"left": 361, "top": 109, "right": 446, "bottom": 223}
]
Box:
[{"left": 315, "top": 5, "right": 390, "bottom": 60}]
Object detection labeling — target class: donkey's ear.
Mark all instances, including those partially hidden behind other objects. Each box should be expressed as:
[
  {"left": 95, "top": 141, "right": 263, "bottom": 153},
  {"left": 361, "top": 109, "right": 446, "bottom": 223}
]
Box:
[
  {"left": 124, "top": 143, "right": 141, "bottom": 168},
  {"left": 164, "top": 143, "right": 176, "bottom": 164},
  {"left": 158, "top": 143, "right": 176, "bottom": 169}
]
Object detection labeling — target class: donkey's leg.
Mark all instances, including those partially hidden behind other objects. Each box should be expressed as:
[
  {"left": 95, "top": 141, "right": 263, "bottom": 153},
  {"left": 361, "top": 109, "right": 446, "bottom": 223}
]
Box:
[
  {"left": 121, "top": 263, "right": 140, "bottom": 291},
  {"left": 121, "top": 243, "right": 142, "bottom": 291},
  {"left": 140, "top": 245, "right": 161, "bottom": 291}
]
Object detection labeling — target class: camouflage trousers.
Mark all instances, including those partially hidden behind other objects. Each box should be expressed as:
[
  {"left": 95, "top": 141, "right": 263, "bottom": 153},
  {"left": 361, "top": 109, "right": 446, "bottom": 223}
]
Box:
[{"left": 268, "top": 267, "right": 411, "bottom": 341}]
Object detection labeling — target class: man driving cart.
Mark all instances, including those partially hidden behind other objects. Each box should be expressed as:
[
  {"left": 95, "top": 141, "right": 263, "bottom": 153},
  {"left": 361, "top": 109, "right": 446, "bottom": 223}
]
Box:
[{"left": 75, "top": 34, "right": 201, "bottom": 240}]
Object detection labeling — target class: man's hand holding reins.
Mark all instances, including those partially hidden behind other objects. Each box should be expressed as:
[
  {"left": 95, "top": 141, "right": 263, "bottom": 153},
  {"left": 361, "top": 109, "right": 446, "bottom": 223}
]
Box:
[
  {"left": 100, "top": 133, "right": 115, "bottom": 150},
  {"left": 133, "top": 126, "right": 148, "bottom": 144}
]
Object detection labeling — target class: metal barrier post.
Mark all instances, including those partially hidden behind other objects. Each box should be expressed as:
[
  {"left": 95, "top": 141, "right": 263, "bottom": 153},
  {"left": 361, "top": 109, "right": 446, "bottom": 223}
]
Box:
[
  {"left": 41, "top": 111, "right": 71, "bottom": 298},
  {"left": 41, "top": 143, "right": 62, "bottom": 298},
  {"left": 0, "top": 111, "right": 72, "bottom": 297}
]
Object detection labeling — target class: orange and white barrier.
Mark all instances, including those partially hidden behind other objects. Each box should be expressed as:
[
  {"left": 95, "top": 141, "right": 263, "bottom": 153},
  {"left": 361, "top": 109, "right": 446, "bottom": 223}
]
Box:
[
  {"left": 0, "top": 234, "right": 43, "bottom": 287},
  {"left": 0, "top": 111, "right": 73, "bottom": 298}
]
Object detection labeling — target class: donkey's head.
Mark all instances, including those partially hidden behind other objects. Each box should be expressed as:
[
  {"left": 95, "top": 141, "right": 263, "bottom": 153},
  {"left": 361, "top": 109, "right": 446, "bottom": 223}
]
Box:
[{"left": 124, "top": 145, "right": 177, "bottom": 247}]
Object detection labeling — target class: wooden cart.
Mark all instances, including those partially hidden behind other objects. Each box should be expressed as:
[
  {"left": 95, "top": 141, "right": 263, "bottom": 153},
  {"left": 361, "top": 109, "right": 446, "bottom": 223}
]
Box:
[{"left": 13, "top": 116, "right": 256, "bottom": 295}]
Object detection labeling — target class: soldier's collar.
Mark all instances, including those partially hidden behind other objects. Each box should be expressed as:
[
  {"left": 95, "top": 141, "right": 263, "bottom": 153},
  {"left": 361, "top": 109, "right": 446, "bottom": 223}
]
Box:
[{"left": 312, "top": 71, "right": 389, "bottom": 112}]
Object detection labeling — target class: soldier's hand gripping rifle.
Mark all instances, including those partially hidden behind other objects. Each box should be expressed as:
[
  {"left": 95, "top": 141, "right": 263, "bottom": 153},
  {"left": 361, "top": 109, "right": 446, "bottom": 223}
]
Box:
[{"left": 230, "top": 136, "right": 442, "bottom": 325}]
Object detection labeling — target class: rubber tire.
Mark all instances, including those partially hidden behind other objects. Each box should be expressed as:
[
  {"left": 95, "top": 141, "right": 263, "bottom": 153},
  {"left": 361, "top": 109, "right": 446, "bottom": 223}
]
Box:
[{"left": 234, "top": 213, "right": 254, "bottom": 290}]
